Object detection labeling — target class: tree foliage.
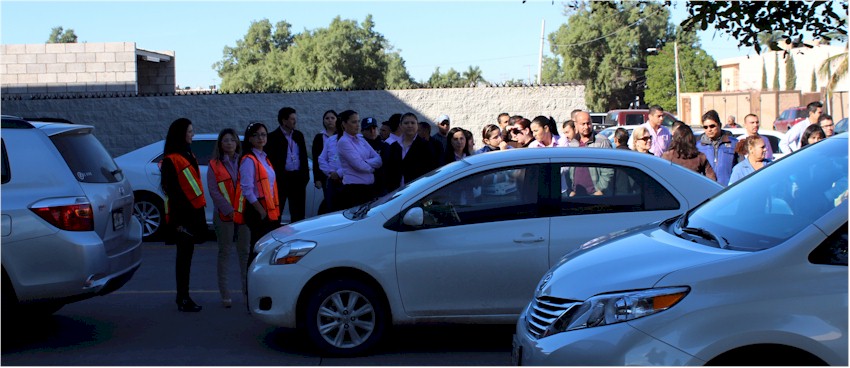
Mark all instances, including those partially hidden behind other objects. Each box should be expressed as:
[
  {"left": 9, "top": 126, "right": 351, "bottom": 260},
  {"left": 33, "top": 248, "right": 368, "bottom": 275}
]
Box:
[
  {"left": 214, "top": 15, "right": 414, "bottom": 92},
  {"left": 762, "top": 59, "right": 768, "bottom": 90},
  {"left": 819, "top": 44, "right": 848, "bottom": 98},
  {"left": 645, "top": 27, "right": 720, "bottom": 112},
  {"left": 47, "top": 26, "right": 77, "bottom": 43},
  {"left": 785, "top": 54, "right": 796, "bottom": 90},
  {"left": 540, "top": 55, "right": 569, "bottom": 84},
  {"left": 679, "top": 1, "right": 847, "bottom": 54},
  {"left": 427, "top": 66, "right": 486, "bottom": 87},
  {"left": 549, "top": 1, "right": 671, "bottom": 111}
]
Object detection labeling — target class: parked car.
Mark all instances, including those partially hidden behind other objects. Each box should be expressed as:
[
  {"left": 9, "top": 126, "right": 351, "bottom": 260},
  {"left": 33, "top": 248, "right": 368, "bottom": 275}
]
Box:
[
  {"left": 836, "top": 117, "right": 848, "bottom": 135},
  {"left": 115, "top": 134, "right": 323, "bottom": 240},
  {"left": 589, "top": 112, "right": 608, "bottom": 132},
  {"left": 514, "top": 133, "right": 848, "bottom": 365},
  {"left": 772, "top": 106, "right": 808, "bottom": 133},
  {"left": 247, "top": 147, "right": 722, "bottom": 355},
  {"left": 605, "top": 109, "right": 678, "bottom": 128},
  {"left": 725, "top": 127, "right": 788, "bottom": 160},
  {"left": 1, "top": 116, "right": 143, "bottom": 316}
]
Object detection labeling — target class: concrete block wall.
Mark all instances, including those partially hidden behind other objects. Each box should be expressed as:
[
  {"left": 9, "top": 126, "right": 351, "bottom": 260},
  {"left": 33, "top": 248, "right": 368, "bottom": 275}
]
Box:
[
  {"left": 1, "top": 84, "right": 585, "bottom": 157},
  {"left": 1, "top": 42, "right": 138, "bottom": 94},
  {"left": 137, "top": 54, "right": 176, "bottom": 94}
]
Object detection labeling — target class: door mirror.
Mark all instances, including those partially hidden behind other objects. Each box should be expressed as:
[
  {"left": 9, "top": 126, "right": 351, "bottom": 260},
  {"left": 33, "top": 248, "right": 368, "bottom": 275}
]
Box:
[{"left": 402, "top": 207, "right": 424, "bottom": 227}]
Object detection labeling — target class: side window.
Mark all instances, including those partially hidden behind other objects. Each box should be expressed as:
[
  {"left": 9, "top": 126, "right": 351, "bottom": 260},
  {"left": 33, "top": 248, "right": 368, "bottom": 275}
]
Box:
[
  {"left": 191, "top": 140, "right": 216, "bottom": 166},
  {"left": 625, "top": 114, "right": 644, "bottom": 126},
  {"left": 1, "top": 139, "right": 9, "bottom": 184},
  {"left": 662, "top": 115, "right": 676, "bottom": 127},
  {"left": 415, "top": 165, "right": 540, "bottom": 229},
  {"left": 558, "top": 164, "right": 679, "bottom": 215},
  {"left": 809, "top": 223, "right": 848, "bottom": 266}
]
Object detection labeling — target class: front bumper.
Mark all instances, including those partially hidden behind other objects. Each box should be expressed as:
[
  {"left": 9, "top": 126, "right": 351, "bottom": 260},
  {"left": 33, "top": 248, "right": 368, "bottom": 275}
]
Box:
[
  {"left": 247, "top": 258, "right": 316, "bottom": 328},
  {"left": 513, "top": 310, "right": 703, "bottom": 365}
]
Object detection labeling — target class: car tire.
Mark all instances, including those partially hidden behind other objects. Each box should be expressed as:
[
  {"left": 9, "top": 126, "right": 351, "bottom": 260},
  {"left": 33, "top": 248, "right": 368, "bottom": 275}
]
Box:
[
  {"left": 304, "top": 279, "right": 387, "bottom": 356},
  {"left": 133, "top": 192, "right": 164, "bottom": 241}
]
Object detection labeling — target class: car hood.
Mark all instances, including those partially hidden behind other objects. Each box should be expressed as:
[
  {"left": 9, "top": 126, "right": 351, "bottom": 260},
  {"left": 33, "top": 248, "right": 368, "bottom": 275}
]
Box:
[
  {"left": 269, "top": 211, "right": 356, "bottom": 239},
  {"left": 538, "top": 226, "right": 740, "bottom": 300}
]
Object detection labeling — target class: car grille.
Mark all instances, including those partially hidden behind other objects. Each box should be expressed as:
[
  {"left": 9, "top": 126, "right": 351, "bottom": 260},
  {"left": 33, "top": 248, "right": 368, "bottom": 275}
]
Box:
[{"left": 526, "top": 296, "right": 580, "bottom": 339}]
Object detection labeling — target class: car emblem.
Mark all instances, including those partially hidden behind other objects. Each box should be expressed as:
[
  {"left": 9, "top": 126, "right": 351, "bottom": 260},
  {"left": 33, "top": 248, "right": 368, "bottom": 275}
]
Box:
[
  {"left": 538, "top": 273, "right": 552, "bottom": 291},
  {"left": 119, "top": 186, "right": 125, "bottom": 196}
]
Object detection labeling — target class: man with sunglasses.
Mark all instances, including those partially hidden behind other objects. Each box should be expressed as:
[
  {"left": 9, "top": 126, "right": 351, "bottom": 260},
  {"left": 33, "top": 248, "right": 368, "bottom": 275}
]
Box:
[{"left": 697, "top": 109, "right": 739, "bottom": 186}]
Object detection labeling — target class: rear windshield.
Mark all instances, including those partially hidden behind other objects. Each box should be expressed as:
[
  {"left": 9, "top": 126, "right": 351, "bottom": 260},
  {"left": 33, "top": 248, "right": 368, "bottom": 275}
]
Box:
[{"left": 51, "top": 131, "right": 123, "bottom": 183}]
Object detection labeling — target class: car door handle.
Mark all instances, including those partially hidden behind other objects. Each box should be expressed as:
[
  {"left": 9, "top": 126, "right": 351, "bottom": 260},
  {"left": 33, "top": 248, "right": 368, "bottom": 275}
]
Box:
[{"left": 513, "top": 234, "right": 545, "bottom": 244}]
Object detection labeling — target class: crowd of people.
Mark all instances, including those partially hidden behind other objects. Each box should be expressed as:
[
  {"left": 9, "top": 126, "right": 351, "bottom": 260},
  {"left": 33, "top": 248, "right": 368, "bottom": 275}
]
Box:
[{"left": 158, "top": 100, "right": 837, "bottom": 312}]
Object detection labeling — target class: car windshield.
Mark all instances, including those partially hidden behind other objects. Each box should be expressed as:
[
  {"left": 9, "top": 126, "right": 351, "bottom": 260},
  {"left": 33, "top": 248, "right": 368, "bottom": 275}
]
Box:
[{"left": 678, "top": 136, "right": 848, "bottom": 251}]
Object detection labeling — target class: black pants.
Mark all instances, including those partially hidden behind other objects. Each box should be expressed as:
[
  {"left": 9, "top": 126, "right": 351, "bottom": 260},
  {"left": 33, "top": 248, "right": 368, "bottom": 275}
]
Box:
[
  {"left": 339, "top": 184, "right": 375, "bottom": 211},
  {"left": 279, "top": 171, "right": 306, "bottom": 223},
  {"left": 175, "top": 232, "right": 194, "bottom": 299},
  {"left": 243, "top": 204, "right": 281, "bottom": 266}
]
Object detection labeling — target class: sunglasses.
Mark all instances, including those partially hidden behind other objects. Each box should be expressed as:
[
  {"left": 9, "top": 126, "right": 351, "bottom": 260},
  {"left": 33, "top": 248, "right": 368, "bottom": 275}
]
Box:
[
  {"left": 637, "top": 136, "right": 652, "bottom": 141},
  {"left": 702, "top": 124, "right": 718, "bottom": 129}
]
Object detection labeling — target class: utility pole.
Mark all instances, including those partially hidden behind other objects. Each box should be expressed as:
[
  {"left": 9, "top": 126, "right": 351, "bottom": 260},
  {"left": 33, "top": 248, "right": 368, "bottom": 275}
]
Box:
[
  {"left": 674, "top": 41, "right": 681, "bottom": 116},
  {"left": 537, "top": 19, "right": 545, "bottom": 84}
]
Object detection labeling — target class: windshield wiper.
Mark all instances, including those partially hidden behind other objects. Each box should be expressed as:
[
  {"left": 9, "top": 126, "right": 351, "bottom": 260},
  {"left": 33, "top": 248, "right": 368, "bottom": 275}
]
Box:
[
  {"left": 681, "top": 226, "right": 728, "bottom": 249},
  {"left": 352, "top": 198, "right": 378, "bottom": 219}
]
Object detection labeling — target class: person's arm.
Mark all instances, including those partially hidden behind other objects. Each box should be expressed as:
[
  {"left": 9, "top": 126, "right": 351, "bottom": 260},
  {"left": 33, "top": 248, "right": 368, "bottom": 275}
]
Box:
[
  {"left": 312, "top": 134, "right": 325, "bottom": 189},
  {"left": 703, "top": 154, "right": 717, "bottom": 181},
  {"left": 338, "top": 137, "right": 375, "bottom": 173},
  {"left": 364, "top": 141, "right": 382, "bottom": 169},
  {"left": 780, "top": 124, "right": 801, "bottom": 152}
]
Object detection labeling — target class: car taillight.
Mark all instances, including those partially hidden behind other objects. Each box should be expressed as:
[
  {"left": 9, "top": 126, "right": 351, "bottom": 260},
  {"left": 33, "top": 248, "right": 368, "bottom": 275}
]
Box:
[{"left": 31, "top": 203, "right": 94, "bottom": 231}]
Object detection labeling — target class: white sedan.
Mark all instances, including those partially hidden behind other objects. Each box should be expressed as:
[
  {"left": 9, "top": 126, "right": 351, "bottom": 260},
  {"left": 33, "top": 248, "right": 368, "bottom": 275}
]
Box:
[
  {"left": 514, "top": 134, "right": 847, "bottom": 365},
  {"left": 247, "top": 147, "right": 723, "bottom": 356},
  {"left": 115, "top": 134, "right": 323, "bottom": 240}
]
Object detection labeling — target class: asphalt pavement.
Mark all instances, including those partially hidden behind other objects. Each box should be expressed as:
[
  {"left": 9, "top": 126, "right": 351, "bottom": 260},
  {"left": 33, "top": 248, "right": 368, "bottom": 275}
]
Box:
[{"left": 1, "top": 241, "right": 513, "bottom": 365}]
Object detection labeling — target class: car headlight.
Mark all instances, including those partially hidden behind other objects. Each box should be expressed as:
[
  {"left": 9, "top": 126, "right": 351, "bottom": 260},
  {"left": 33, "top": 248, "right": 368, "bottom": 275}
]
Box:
[
  {"left": 270, "top": 239, "right": 317, "bottom": 265},
  {"left": 542, "top": 287, "right": 689, "bottom": 337}
]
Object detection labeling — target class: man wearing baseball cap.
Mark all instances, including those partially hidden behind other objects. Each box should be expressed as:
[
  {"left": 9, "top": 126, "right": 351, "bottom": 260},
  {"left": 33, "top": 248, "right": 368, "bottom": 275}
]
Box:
[
  {"left": 361, "top": 117, "right": 389, "bottom": 196},
  {"left": 431, "top": 114, "right": 451, "bottom": 152}
]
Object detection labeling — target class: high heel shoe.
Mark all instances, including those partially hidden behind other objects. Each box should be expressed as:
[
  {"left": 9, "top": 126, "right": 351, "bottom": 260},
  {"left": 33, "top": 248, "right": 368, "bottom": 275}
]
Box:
[{"left": 177, "top": 297, "right": 202, "bottom": 312}]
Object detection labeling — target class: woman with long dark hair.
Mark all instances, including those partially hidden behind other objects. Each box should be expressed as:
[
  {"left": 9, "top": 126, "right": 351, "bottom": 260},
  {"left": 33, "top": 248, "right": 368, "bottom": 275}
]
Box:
[
  {"left": 206, "top": 128, "right": 249, "bottom": 308},
  {"left": 312, "top": 110, "right": 337, "bottom": 214},
  {"left": 239, "top": 122, "right": 280, "bottom": 252},
  {"left": 161, "top": 117, "right": 206, "bottom": 312},
  {"left": 662, "top": 125, "right": 717, "bottom": 181}
]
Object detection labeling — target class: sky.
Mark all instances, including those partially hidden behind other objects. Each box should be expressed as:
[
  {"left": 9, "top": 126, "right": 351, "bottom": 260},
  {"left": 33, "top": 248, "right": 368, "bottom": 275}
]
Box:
[{"left": 1, "top": 0, "right": 763, "bottom": 89}]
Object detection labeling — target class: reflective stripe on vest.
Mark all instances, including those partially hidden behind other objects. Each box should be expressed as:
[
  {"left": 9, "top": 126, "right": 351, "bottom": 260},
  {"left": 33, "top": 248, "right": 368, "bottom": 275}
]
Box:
[
  {"left": 209, "top": 158, "right": 244, "bottom": 224},
  {"left": 241, "top": 154, "right": 280, "bottom": 221},
  {"left": 164, "top": 153, "right": 206, "bottom": 210}
]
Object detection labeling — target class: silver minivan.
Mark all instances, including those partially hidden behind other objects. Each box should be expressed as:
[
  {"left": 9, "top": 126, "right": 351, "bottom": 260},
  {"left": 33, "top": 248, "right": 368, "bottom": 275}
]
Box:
[{"left": 1, "top": 116, "right": 143, "bottom": 316}]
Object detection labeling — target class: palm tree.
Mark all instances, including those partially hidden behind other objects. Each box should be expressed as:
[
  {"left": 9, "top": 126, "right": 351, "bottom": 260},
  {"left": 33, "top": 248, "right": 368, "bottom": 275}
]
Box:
[
  {"left": 462, "top": 66, "right": 486, "bottom": 87},
  {"left": 757, "top": 31, "right": 785, "bottom": 53},
  {"left": 818, "top": 44, "right": 847, "bottom": 98}
]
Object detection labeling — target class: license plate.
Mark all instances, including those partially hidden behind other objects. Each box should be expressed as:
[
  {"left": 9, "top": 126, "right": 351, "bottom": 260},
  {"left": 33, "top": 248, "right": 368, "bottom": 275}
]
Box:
[{"left": 112, "top": 208, "right": 125, "bottom": 231}]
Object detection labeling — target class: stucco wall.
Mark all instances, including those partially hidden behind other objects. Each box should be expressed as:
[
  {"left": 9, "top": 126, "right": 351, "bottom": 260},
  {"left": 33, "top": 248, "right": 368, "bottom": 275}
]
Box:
[{"left": 1, "top": 84, "right": 585, "bottom": 157}]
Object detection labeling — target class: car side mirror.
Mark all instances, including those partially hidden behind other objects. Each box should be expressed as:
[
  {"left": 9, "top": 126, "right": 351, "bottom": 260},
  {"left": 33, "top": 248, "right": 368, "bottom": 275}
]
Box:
[{"left": 402, "top": 207, "right": 424, "bottom": 227}]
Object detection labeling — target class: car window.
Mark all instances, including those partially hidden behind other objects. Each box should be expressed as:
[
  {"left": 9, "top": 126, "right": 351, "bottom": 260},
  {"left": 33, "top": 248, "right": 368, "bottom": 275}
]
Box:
[
  {"left": 1, "top": 139, "right": 9, "bottom": 184},
  {"left": 191, "top": 140, "right": 216, "bottom": 166},
  {"left": 683, "top": 137, "right": 848, "bottom": 251},
  {"left": 809, "top": 222, "right": 848, "bottom": 266},
  {"left": 558, "top": 164, "right": 679, "bottom": 215},
  {"left": 795, "top": 109, "right": 808, "bottom": 119},
  {"left": 662, "top": 115, "right": 676, "bottom": 127},
  {"left": 50, "top": 131, "right": 122, "bottom": 183},
  {"left": 625, "top": 114, "right": 644, "bottom": 126},
  {"left": 414, "top": 165, "right": 541, "bottom": 228}
]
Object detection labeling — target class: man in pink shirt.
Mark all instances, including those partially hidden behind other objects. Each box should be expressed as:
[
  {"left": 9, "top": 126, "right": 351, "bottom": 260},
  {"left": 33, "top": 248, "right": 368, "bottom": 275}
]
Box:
[{"left": 641, "top": 105, "right": 671, "bottom": 157}]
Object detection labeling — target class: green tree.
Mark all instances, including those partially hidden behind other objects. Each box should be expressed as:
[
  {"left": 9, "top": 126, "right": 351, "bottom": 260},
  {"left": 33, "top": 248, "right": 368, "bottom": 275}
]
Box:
[
  {"left": 757, "top": 31, "right": 785, "bottom": 53},
  {"left": 540, "top": 55, "right": 569, "bottom": 83},
  {"left": 773, "top": 53, "right": 780, "bottom": 90},
  {"left": 762, "top": 58, "right": 768, "bottom": 90},
  {"left": 645, "top": 26, "right": 720, "bottom": 112},
  {"left": 428, "top": 67, "right": 466, "bottom": 88},
  {"left": 47, "top": 26, "right": 77, "bottom": 43},
  {"left": 214, "top": 15, "right": 412, "bottom": 92},
  {"left": 811, "top": 69, "right": 818, "bottom": 92},
  {"left": 462, "top": 66, "right": 486, "bottom": 86},
  {"left": 819, "top": 44, "right": 848, "bottom": 101},
  {"left": 785, "top": 54, "right": 796, "bottom": 90},
  {"left": 549, "top": 1, "right": 671, "bottom": 111}
]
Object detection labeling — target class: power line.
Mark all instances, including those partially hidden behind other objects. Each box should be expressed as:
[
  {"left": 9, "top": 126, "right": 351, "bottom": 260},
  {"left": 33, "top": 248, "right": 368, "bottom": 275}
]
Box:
[{"left": 548, "top": 6, "right": 666, "bottom": 49}]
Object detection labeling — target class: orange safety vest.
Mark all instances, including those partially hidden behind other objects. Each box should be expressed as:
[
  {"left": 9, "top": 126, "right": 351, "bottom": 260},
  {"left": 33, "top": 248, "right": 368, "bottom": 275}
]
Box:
[
  {"left": 163, "top": 153, "right": 206, "bottom": 223},
  {"left": 209, "top": 158, "right": 245, "bottom": 224},
  {"left": 241, "top": 154, "right": 280, "bottom": 221}
]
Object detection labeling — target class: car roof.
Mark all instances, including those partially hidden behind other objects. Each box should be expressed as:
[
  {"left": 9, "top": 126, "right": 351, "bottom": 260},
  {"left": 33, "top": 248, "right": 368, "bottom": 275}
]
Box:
[
  {"left": 1, "top": 115, "right": 93, "bottom": 136},
  {"left": 463, "top": 145, "right": 670, "bottom": 167}
]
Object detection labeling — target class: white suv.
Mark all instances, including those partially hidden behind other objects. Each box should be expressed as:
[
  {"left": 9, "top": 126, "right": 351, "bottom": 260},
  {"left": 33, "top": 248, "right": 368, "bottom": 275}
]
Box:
[{"left": 1, "top": 116, "right": 143, "bottom": 316}]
